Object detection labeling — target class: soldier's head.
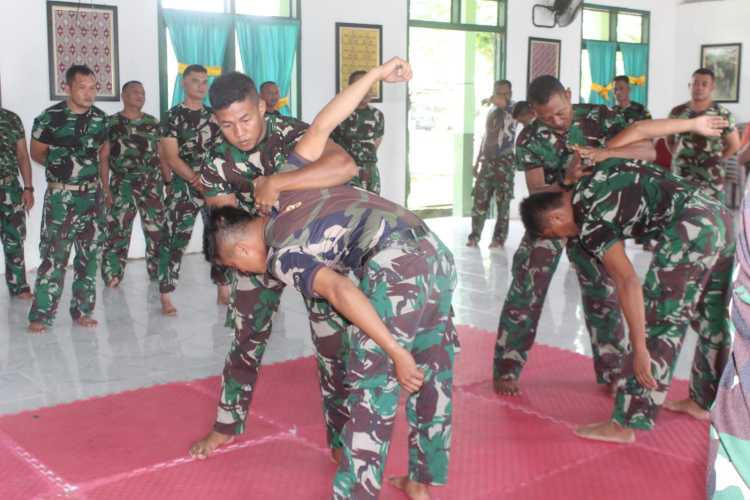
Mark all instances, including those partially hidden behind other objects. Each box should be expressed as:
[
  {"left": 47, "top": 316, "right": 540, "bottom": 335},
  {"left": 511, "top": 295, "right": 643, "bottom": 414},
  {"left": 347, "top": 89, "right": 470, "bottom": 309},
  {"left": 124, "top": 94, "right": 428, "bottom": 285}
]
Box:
[
  {"left": 349, "top": 71, "right": 371, "bottom": 107},
  {"left": 204, "top": 206, "right": 267, "bottom": 274},
  {"left": 493, "top": 80, "right": 512, "bottom": 107},
  {"left": 690, "top": 68, "right": 715, "bottom": 102},
  {"left": 519, "top": 191, "right": 578, "bottom": 240},
  {"left": 613, "top": 75, "right": 631, "bottom": 106},
  {"left": 512, "top": 101, "right": 535, "bottom": 127},
  {"left": 527, "top": 75, "right": 573, "bottom": 132},
  {"left": 121, "top": 81, "right": 145, "bottom": 110},
  {"left": 259, "top": 81, "right": 280, "bottom": 110},
  {"left": 210, "top": 71, "right": 266, "bottom": 152},
  {"left": 65, "top": 65, "right": 97, "bottom": 110},
  {"left": 181, "top": 65, "right": 209, "bottom": 102}
]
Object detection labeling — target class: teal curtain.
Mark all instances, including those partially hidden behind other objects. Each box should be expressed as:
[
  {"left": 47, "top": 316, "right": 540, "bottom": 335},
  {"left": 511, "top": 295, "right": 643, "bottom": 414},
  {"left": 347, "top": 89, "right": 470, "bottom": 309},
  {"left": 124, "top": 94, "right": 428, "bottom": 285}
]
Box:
[
  {"left": 587, "top": 41, "right": 617, "bottom": 105},
  {"left": 163, "top": 10, "right": 232, "bottom": 107},
  {"left": 621, "top": 43, "right": 649, "bottom": 106},
  {"left": 235, "top": 17, "right": 300, "bottom": 116}
]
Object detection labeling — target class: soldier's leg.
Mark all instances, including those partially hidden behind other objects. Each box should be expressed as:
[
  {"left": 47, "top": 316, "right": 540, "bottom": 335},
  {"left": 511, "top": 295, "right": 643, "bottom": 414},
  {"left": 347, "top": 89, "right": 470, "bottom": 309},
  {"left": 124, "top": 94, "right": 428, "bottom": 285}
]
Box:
[
  {"left": 566, "top": 239, "right": 627, "bottom": 385},
  {"left": 494, "top": 232, "right": 564, "bottom": 385},
  {"left": 134, "top": 176, "right": 167, "bottom": 282},
  {"left": 69, "top": 192, "right": 99, "bottom": 323},
  {"left": 490, "top": 158, "right": 514, "bottom": 247},
  {"left": 468, "top": 160, "right": 494, "bottom": 244},
  {"left": 101, "top": 176, "right": 137, "bottom": 285},
  {"left": 163, "top": 178, "right": 200, "bottom": 291},
  {"left": 28, "top": 191, "right": 76, "bottom": 327},
  {"left": 0, "top": 183, "right": 31, "bottom": 296}
]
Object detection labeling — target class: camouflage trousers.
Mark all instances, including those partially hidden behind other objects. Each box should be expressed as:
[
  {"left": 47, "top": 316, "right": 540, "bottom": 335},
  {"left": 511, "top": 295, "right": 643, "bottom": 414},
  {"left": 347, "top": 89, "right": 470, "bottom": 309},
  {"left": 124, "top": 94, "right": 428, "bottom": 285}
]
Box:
[
  {"left": 100, "top": 173, "right": 169, "bottom": 287},
  {"left": 351, "top": 162, "right": 381, "bottom": 195},
  {"left": 333, "top": 230, "right": 458, "bottom": 500},
  {"left": 0, "top": 180, "right": 30, "bottom": 295},
  {"left": 162, "top": 177, "right": 231, "bottom": 293},
  {"left": 468, "top": 155, "right": 515, "bottom": 245},
  {"left": 613, "top": 205, "right": 734, "bottom": 430},
  {"left": 214, "top": 271, "right": 350, "bottom": 451},
  {"left": 29, "top": 188, "right": 98, "bottom": 325},
  {"left": 494, "top": 232, "right": 627, "bottom": 384}
]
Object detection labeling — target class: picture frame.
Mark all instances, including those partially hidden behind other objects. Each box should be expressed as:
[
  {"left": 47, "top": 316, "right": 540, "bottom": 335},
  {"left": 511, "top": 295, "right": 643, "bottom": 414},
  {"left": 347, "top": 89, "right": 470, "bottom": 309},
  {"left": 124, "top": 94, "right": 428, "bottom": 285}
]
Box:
[
  {"left": 700, "top": 43, "right": 742, "bottom": 103},
  {"left": 527, "top": 37, "right": 561, "bottom": 85},
  {"left": 335, "top": 22, "right": 383, "bottom": 103},
  {"left": 47, "top": 1, "right": 120, "bottom": 101}
]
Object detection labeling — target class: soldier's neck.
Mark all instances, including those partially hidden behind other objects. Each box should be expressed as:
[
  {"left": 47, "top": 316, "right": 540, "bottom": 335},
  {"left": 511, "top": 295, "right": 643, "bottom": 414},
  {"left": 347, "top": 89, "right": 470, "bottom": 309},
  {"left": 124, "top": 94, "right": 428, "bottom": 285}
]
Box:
[
  {"left": 616, "top": 99, "right": 630, "bottom": 108},
  {"left": 66, "top": 98, "right": 91, "bottom": 115},
  {"left": 183, "top": 97, "right": 204, "bottom": 111},
  {"left": 689, "top": 99, "right": 713, "bottom": 113},
  {"left": 121, "top": 107, "right": 144, "bottom": 120}
]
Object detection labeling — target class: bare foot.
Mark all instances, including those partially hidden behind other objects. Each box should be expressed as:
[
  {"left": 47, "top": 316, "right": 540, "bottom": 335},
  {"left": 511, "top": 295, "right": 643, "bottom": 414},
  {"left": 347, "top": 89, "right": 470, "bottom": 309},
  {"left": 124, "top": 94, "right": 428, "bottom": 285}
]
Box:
[
  {"left": 28, "top": 322, "right": 47, "bottom": 334},
  {"left": 330, "top": 447, "right": 343, "bottom": 465},
  {"left": 74, "top": 316, "right": 98, "bottom": 328},
  {"left": 189, "top": 430, "right": 234, "bottom": 459},
  {"left": 160, "top": 293, "right": 177, "bottom": 316},
  {"left": 489, "top": 241, "right": 504, "bottom": 249},
  {"left": 575, "top": 421, "right": 634, "bottom": 444},
  {"left": 106, "top": 277, "right": 120, "bottom": 288},
  {"left": 15, "top": 291, "right": 33, "bottom": 300},
  {"left": 493, "top": 378, "right": 521, "bottom": 396},
  {"left": 466, "top": 239, "right": 478, "bottom": 247},
  {"left": 217, "top": 284, "right": 231, "bottom": 305},
  {"left": 388, "top": 476, "right": 431, "bottom": 500},
  {"left": 663, "top": 399, "right": 710, "bottom": 421}
]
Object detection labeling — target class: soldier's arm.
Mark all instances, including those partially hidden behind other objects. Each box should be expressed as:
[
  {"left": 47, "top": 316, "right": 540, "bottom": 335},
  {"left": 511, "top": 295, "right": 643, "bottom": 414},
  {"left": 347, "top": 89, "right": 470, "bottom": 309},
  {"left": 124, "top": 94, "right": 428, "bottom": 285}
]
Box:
[
  {"left": 99, "top": 142, "right": 111, "bottom": 199},
  {"left": 16, "top": 138, "right": 34, "bottom": 210},
  {"left": 157, "top": 142, "right": 172, "bottom": 183},
  {"left": 160, "top": 137, "right": 202, "bottom": 190},
  {"left": 525, "top": 168, "right": 562, "bottom": 194},
  {"left": 607, "top": 117, "right": 727, "bottom": 149},
  {"left": 722, "top": 129, "right": 741, "bottom": 160},
  {"left": 29, "top": 139, "right": 48, "bottom": 166}
]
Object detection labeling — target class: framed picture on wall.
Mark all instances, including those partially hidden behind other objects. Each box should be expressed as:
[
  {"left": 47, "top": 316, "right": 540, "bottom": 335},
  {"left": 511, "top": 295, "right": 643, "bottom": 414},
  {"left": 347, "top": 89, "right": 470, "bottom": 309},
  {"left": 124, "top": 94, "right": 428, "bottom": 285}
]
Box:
[
  {"left": 700, "top": 43, "right": 742, "bottom": 103},
  {"left": 527, "top": 37, "right": 561, "bottom": 85},
  {"left": 335, "top": 22, "right": 383, "bottom": 103},
  {"left": 47, "top": 1, "right": 120, "bottom": 101}
]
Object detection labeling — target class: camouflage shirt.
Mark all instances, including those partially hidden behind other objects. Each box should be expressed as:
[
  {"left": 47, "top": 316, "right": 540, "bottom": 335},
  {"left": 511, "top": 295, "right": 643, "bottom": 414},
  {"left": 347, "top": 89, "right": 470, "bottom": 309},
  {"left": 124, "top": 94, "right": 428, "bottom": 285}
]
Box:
[
  {"left": 0, "top": 108, "right": 24, "bottom": 178},
  {"left": 613, "top": 101, "right": 652, "bottom": 125},
  {"left": 331, "top": 105, "right": 384, "bottom": 165},
  {"left": 32, "top": 101, "right": 108, "bottom": 185},
  {"left": 265, "top": 182, "right": 424, "bottom": 298},
  {"left": 515, "top": 104, "right": 627, "bottom": 185},
  {"left": 108, "top": 112, "right": 161, "bottom": 176},
  {"left": 573, "top": 159, "right": 721, "bottom": 259},
  {"left": 668, "top": 102, "right": 736, "bottom": 195},
  {"left": 201, "top": 113, "right": 308, "bottom": 213},
  {"left": 162, "top": 104, "right": 221, "bottom": 172},
  {"left": 483, "top": 104, "right": 516, "bottom": 159}
]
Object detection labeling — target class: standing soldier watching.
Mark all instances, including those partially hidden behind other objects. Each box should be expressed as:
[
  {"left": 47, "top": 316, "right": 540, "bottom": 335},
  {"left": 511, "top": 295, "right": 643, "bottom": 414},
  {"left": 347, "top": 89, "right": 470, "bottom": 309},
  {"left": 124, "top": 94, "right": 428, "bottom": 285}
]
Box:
[
  {"left": 0, "top": 106, "right": 34, "bottom": 299},
  {"left": 27, "top": 65, "right": 109, "bottom": 333}
]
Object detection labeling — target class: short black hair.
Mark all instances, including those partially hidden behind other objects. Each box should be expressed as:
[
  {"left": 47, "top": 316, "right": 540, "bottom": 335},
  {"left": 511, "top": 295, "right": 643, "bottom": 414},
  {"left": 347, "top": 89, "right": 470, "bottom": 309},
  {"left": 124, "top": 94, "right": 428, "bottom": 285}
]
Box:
[
  {"left": 65, "top": 65, "right": 95, "bottom": 85},
  {"left": 495, "top": 79, "right": 512, "bottom": 90},
  {"left": 121, "top": 80, "right": 143, "bottom": 92},
  {"left": 348, "top": 70, "right": 367, "bottom": 85},
  {"left": 209, "top": 71, "right": 259, "bottom": 111},
  {"left": 512, "top": 101, "right": 532, "bottom": 119},
  {"left": 259, "top": 81, "right": 278, "bottom": 91},
  {"left": 613, "top": 75, "right": 630, "bottom": 85},
  {"left": 519, "top": 192, "right": 565, "bottom": 239},
  {"left": 183, "top": 64, "right": 207, "bottom": 79},
  {"left": 693, "top": 67, "right": 715, "bottom": 80},
  {"left": 203, "top": 206, "right": 257, "bottom": 264},
  {"left": 527, "top": 75, "right": 565, "bottom": 106}
]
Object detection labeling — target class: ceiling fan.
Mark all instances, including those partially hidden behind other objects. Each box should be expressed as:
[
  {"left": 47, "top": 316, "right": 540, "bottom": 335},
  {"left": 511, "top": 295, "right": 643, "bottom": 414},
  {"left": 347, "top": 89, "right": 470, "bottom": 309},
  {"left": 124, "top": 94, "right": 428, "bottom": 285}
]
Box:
[{"left": 532, "top": 0, "right": 584, "bottom": 28}]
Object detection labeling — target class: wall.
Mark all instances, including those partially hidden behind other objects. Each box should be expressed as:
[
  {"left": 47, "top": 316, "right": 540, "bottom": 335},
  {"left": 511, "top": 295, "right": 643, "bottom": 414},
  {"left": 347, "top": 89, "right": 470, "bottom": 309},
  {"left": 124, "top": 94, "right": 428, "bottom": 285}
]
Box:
[{"left": 675, "top": 0, "right": 750, "bottom": 122}]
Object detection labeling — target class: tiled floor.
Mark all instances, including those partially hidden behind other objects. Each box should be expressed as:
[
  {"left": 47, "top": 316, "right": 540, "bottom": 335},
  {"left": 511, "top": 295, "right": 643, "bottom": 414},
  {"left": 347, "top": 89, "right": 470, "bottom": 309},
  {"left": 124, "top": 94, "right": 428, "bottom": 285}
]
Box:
[{"left": 0, "top": 217, "right": 697, "bottom": 416}]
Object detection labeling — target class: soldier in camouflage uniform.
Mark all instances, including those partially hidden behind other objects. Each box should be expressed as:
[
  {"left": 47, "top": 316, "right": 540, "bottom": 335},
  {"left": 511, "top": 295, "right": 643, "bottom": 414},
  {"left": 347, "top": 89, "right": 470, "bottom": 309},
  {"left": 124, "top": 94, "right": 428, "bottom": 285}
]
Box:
[
  {"left": 331, "top": 70, "right": 385, "bottom": 193},
  {"left": 668, "top": 68, "right": 741, "bottom": 203},
  {"left": 160, "top": 64, "right": 232, "bottom": 314},
  {"left": 0, "top": 107, "right": 34, "bottom": 299},
  {"left": 259, "top": 81, "right": 281, "bottom": 117},
  {"left": 100, "top": 81, "right": 170, "bottom": 292},
  {"left": 612, "top": 75, "right": 652, "bottom": 125},
  {"left": 189, "top": 71, "right": 357, "bottom": 462},
  {"left": 525, "top": 115, "right": 734, "bottom": 444},
  {"left": 28, "top": 65, "right": 109, "bottom": 333},
  {"left": 493, "top": 75, "right": 653, "bottom": 396}
]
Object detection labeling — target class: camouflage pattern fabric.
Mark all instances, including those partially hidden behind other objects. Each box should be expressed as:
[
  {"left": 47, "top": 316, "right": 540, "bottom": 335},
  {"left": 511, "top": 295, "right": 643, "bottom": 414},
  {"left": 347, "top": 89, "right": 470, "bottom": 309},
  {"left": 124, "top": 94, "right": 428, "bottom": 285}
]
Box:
[
  {"left": 613, "top": 101, "right": 652, "bottom": 125},
  {"left": 0, "top": 108, "right": 30, "bottom": 295},
  {"left": 495, "top": 104, "right": 628, "bottom": 384},
  {"left": 572, "top": 159, "right": 734, "bottom": 429},
  {"left": 469, "top": 153, "right": 515, "bottom": 245},
  {"left": 707, "top": 187, "right": 750, "bottom": 499},
  {"left": 331, "top": 105, "right": 384, "bottom": 193},
  {"left": 669, "top": 102, "right": 736, "bottom": 202}
]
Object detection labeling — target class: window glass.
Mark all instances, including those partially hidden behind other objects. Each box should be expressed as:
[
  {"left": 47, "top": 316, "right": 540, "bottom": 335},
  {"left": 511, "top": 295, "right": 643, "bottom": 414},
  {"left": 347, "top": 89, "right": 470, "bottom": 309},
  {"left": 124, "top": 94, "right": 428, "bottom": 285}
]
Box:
[
  {"left": 582, "top": 9, "right": 609, "bottom": 41},
  {"left": 617, "top": 13, "right": 643, "bottom": 43},
  {"left": 410, "top": 0, "right": 452, "bottom": 22},
  {"left": 235, "top": 0, "right": 291, "bottom": 17},
  {"left": 461, "top": 0, "right": 499, "bottom": 26},
  {"left": 161, "top": 0, "right": 224, "bottom": 12}
]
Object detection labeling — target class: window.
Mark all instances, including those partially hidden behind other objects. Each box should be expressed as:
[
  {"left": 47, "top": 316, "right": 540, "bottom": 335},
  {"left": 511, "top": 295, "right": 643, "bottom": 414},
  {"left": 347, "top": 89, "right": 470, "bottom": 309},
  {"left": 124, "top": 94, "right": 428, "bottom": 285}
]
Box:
[
  {"left": 158, "top": 0, "right": 300, "bottom": 118},
  {"left": 580, "top": 5, "right": 650, "bottom": 105}
]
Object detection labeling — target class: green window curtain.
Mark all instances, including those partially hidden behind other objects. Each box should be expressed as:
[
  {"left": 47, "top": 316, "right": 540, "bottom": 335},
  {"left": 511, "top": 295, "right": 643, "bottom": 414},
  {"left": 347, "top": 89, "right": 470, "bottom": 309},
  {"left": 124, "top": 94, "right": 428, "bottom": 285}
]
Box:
[
  {"left": 587, "top": 40, "right": 617, "bottom": 106},
  {"left": 620, "top": 43, "right": 649, "bottom": 106},
  {"left": 163, "top": 10, "right": 233, "bottom": 107},
  {"left": 235, "top": 17, "right": 300, "bottom": 116}
]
